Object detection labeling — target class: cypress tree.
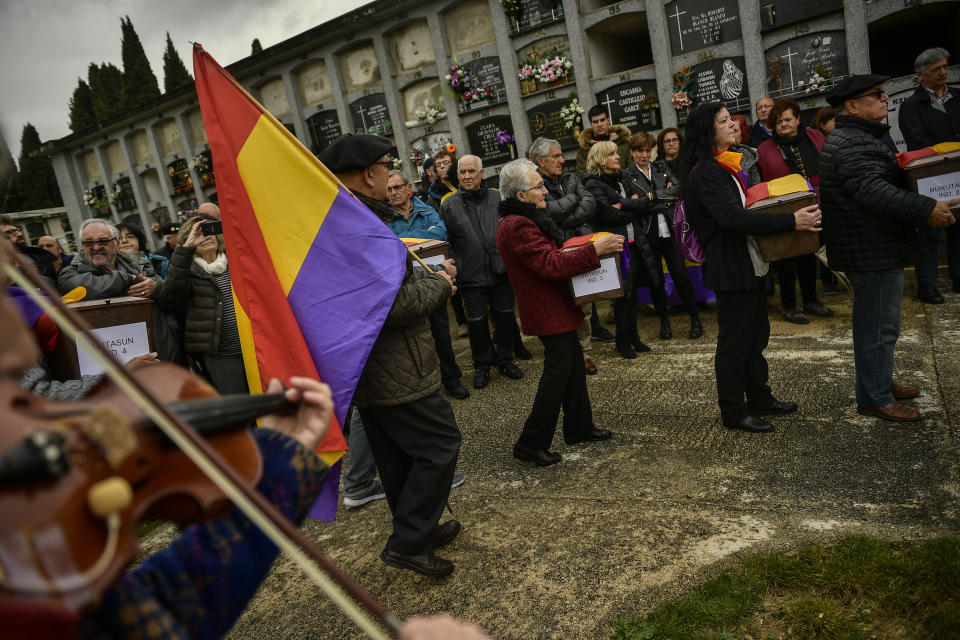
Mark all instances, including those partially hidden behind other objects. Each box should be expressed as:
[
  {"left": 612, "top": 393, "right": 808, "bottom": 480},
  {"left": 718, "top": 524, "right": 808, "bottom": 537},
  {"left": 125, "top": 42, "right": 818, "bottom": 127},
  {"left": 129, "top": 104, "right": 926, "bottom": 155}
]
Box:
[
  {"left": 16, "top": 124, "right": 61, "bottom": 209},
  {"left": 162, "top": 32, "right": 192, "bottom": 92},
  {"left": 251, "top": 38, "right": 263, "bottom": 55},
  {"left": 68, "top": 79, "right": 97, "bottom": 132},
  {"left": 120, "top": 15, "right": 160, "bottom": 110},
  {"left": 88, "top": 62, "right": 125, "bottom": 122}
]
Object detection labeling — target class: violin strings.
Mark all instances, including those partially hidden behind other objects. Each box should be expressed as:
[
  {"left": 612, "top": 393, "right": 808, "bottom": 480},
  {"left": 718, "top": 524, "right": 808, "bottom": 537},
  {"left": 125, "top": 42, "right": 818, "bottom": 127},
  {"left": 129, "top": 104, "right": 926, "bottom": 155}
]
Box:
[{"left": 4, "top": 264, "right": 396, "bottom": 640}]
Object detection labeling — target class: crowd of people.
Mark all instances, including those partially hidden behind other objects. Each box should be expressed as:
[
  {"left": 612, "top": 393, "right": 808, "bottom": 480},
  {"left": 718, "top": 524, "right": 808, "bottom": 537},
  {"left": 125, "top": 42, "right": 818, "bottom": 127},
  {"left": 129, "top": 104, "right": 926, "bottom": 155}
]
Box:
[{"left": 2, "top": 44, "right": 958, "bottom": 640}]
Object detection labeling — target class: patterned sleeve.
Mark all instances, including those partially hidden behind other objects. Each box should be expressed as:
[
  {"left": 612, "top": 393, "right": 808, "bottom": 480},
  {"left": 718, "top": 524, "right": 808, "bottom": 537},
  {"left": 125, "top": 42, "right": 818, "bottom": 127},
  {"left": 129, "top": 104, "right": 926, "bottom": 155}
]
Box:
[{"left": 80, "top": 429, "right": 329, "bottom": 640}]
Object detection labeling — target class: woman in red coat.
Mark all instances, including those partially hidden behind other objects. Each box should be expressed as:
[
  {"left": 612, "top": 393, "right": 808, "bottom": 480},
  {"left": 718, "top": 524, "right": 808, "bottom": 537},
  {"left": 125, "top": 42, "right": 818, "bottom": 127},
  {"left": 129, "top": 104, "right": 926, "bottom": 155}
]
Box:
[
  {"left": 495, "top": 159, "right": 624, "bottom": 466},
  {"left": 757, "top": 98, "right": 833, "bottom": 324}
]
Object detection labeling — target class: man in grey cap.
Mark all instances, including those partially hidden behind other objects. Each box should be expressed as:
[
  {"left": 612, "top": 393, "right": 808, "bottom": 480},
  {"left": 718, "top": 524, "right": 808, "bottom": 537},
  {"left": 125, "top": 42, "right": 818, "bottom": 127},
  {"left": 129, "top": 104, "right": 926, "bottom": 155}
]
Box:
[
  {"left": 317, "top": 133, "right": 463, "bottom": 577},
  {"left": 820, "top": 75, "right": 958, "bottom": 422}
]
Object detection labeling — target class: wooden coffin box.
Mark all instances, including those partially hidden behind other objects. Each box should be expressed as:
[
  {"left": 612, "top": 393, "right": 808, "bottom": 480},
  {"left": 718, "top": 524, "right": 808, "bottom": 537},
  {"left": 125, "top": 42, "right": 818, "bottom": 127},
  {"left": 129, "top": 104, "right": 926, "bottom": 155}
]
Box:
[
  {"left": 568, "top": 253, "right": 624, "bottom": 305},
  {"left": 406, "top": 239, "right": 450, "bottom": 268},
  {"left": 47, "top": 296, "right": 155, "bottom": 381},
  {"left": 902, "top": 150, "right": 960, "bottom": 201},
  {"left": 748, "top": 191, "right": 819, "bottom": 263}
]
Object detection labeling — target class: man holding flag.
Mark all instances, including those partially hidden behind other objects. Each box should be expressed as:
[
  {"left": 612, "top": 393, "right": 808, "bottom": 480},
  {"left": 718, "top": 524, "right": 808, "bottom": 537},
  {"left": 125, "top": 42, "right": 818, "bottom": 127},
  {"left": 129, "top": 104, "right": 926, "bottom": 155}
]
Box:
[{"left": 319, "top": 134, "right": 463, "bottom": 578}]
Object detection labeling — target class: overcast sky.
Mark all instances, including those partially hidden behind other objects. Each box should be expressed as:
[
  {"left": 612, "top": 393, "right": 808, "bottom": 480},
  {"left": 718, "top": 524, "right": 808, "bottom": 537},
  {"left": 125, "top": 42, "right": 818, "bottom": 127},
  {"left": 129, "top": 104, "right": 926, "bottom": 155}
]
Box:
[{"left": 0, "top": 0, "right": 369, "bottom": 162}]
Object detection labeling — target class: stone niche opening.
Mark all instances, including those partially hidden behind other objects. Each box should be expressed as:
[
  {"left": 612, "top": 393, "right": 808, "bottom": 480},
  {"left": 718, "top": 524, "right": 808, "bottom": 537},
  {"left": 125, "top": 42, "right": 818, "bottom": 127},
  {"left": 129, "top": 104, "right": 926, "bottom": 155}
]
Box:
[
  {"left": 78, "top": 150, "right": 101, "bottom": 183},
  {"left": 391, "top": 20, "right": 436, "bottom": 74},
  {"left": 140, "top": 168, "right": 163, "bottom": 206},
  {"left": 103, "top": 141, "right": 127, "bottom": 177},
  {"left": 296, "top": 60, "right": 333, "bottom": 108},
  {"left": 586, "top": 13, "right": 653, "bottom": 78},
  {"left": 153, "top": 119, "right": 184, "bottom": 158},
  {"left": 868, "top": 3, "right": 960, "bottom": 78},
  {"left": 186, "top": 109, "right": 208, "bottom": 148},
  {"left": 257, "top": 77, "right": 291, "bottom": 118},
  {"left": 129, "top": 130, "right": 152, "bottom": 166},
  {"left": 444, "top": 2, "right": 496, "bottom": 56},
  {"left": 402, "top": 79, "right": 444, "bottom": 123},
  {"left": 339, "top": 43, "right": 381, "bottom": 94}
]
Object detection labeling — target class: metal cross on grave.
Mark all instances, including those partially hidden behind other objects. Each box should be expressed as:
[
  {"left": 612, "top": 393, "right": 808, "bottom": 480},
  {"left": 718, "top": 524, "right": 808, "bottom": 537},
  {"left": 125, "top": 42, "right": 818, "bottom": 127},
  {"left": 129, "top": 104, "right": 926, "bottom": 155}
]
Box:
[
  {"left": 600, "top": 93, "right": 617, "bottom": 118},
  {"left": 356, "top": 105, "right": 368, "bottom": 133},
  {"left": 669, "top": 5, "right": 687, "bottom": 51},
  {"left": 781, "top": 46, "right": 799, "bottom": 90}
]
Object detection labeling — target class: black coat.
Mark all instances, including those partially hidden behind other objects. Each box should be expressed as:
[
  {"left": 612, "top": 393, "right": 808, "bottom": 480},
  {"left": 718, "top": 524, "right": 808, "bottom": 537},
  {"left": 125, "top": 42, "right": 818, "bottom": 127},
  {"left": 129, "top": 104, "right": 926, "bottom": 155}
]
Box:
[
  {"left": 820, "top": 115, "right": 935, "bottom": 272},
  {"left": 161, "top": 245, "right": 226, "bottom": 356},
  {"left": 439, "top": 187, "right": 505, "bottom": 288},
  {"left": 683, "top": 159, "right": 795, "bottom": 291},
  {"left": 898, "top": 84, "right": 960, "bottom": 150},
  {"left": 540, "top": 170, "right": 597, "bottom": 241},
  {"left": 581, "top": 170, "right": 661, "bottom": 287},
  {"left": 623, "top": 163, "right": 678, "bottom": 237},
  {"left": 748, "top": 120, "right": 772, "bottom": 148}
]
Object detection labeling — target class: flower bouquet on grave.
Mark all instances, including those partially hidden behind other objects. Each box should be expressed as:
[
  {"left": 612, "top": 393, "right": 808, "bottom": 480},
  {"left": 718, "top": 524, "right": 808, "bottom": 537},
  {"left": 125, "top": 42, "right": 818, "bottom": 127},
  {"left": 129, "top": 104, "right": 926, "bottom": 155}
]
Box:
[
  {"left": 83, "top": 189, "right": 110, "bottom": 213},
  {"left": 672, "top": 66, "right": 694, "bottom": 111},
  {"left": 462, "top": 86, "right": 495, "bottom": 108},
  {"left": 798, "top": 64, "right": 833, "bottom": 95},
  {"left": 392, "top": 157, "right": 403, "bottom": 171},
  {"left": 445, "top": 61, "right": 472, "bottom": 95},
  {"left": 501, "top": 0, "right": 521, "bottom": 19},
  {"left": 518, "top": 52, "right": 539, "bottom": 94},
  {"left": 536, "top": 49, "right": 573, "bottom": 88},
  {"left": 189, "top": 153, "right": 210, "bottom": 172},
  {"left": 410, "top": 146, "right": 425, "bottom": 167},
  {"left": 110, "top": 182, "right": 122, "bottom": 206},
  {"left": 495, "top": 127, "right": 516, "bottom": 159},
  {"left": 560, "top": 93, "right": 584, "bottom": 137},
  {"left": 414, "top": 103, "right": 447, "bottom": 124}
]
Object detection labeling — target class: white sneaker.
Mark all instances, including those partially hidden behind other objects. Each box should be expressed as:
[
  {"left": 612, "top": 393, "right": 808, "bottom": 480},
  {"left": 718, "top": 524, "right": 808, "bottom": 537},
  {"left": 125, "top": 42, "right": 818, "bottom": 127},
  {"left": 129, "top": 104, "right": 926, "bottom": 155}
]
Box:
[{"left": 451, "top": 471, "right": 465, "bottom": 489}]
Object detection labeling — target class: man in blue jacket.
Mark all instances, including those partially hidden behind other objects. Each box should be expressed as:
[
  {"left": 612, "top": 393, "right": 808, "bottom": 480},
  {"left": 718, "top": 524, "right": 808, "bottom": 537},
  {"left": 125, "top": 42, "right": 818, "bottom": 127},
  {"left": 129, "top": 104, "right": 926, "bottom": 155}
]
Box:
[{"left": 388, "top": 170, "right": 469, "bottom": 401}]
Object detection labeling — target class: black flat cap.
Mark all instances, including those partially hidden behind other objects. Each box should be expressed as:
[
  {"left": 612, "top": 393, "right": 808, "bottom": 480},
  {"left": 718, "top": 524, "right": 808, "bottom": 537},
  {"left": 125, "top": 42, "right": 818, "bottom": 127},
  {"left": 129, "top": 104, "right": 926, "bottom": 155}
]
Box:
[
  {"left": 159, "top": 222, "right": 180, "bottom": 235},
  {"left": 318, "top": 133, "right": 393, "bottom": 173},
  {"left": 826, "top": 74, "right": 891, "bottom": 107}
]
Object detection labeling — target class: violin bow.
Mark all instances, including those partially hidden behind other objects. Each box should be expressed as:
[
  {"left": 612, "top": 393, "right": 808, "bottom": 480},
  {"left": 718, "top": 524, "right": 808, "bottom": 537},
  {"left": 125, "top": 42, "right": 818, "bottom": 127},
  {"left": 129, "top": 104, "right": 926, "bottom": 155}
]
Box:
[{"left": 2, "top": 250, "right": 402, "bottom": 639}]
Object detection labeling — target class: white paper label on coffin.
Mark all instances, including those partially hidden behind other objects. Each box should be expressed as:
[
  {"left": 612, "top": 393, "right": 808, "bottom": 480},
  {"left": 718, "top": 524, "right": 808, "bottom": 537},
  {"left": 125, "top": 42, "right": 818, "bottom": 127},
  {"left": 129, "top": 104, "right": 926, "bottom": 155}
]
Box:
[
  {"left": 916, "top": 171, "right": 960, "bottom": 201},
  {"left": 76, "top": 321, "right": 151, "bottom": 376},
  {"left": 571, "top": 256, "right": 620, "bottom": 297}
]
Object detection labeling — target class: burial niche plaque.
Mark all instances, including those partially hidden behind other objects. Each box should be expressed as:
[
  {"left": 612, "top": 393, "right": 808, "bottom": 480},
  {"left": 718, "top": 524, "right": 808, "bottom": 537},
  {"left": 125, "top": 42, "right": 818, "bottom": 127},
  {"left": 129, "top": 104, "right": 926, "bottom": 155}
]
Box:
[
  {"left": 350, "top": 94, "right": 393, "bottom": 136},
  {"left": 527, "top": 99, "right": 578, "bottom": 151},
  {"left": 466, "top": 116, "right": 516, "bottom": 166},
  {"left": 462, "top": 57, "right": 507, "bottom": 105},
  {"left": 510, "top": 0, "right": 564, "bottom": 34},
  {"left": 596, "top": 81, "right": 661, "bottom": 132},
  {"left": 758, "top": 0, "right": 843, "bottom": 33},
  {"left": 665, "top": 0, "right": 741, "bottom": 56},
  {"left": 307, "top": 110, "right": 342, "bottom": 155},
  {"left": 689, "top": 57, "right": 750, "bottom": 114},
  {"left": 765, "top": 31, "right": 848, "bottom": 99}
]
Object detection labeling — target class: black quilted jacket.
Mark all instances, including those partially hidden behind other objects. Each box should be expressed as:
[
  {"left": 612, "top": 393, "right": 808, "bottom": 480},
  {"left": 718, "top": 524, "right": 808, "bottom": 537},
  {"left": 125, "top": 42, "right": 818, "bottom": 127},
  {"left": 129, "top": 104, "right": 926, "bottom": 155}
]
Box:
[{"left": 820, "top": 115, "right": 935, "bottom": 272}]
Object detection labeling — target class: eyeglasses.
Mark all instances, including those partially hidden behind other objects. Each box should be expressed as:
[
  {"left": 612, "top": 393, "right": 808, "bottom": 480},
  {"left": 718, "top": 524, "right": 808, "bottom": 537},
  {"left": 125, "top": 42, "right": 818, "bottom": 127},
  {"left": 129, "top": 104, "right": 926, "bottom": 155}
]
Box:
[
  {"left": 524, "top": 182, "right": 547, "bottom": 192},
  {"left": 663, "top": 138, "right": 679, "bottom": 144},
  {"left": 81, "top": 237, "right": 117, "bottom": 248},
  {"left": 854, "top": 88, "right": 886, "bottom": 101},
  {"left": 2, "top": 226, "right": 22, "bottom": 236},
  {"left": 435, "top": 160, "right": 452, "bottom": 169}
]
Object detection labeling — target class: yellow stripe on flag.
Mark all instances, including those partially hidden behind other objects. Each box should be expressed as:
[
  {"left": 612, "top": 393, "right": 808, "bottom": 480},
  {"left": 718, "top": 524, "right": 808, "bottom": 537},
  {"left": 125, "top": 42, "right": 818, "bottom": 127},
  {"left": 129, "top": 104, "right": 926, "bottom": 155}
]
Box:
[
  {"left": 236, "top": 115, "right": 336, "bottom": 295},
  {"left": 932, "top": 142, "right": 960, "bottom": 154},
  {"left": 767, "top": 174, "right": 811, "bottom": 197},
  {"left": 233, "top": 291, "right": 263, "bottom": 394}
]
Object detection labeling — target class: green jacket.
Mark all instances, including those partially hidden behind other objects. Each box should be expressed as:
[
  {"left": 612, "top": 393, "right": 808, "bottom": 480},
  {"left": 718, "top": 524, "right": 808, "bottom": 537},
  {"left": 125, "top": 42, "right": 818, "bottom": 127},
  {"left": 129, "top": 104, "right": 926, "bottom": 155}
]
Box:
[{"left": 352, "top": 194, "right": 453, "bottom": 407}]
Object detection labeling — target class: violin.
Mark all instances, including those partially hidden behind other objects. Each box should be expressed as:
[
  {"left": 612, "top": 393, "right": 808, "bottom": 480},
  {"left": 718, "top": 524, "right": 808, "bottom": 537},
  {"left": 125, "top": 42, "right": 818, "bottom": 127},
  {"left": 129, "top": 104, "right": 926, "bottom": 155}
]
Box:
[
  {"left": 0, "top": 247, "right": 401, "bottom": 638},
  {"left": 0, "top": 364, "right": 287, "bottom": 610}
]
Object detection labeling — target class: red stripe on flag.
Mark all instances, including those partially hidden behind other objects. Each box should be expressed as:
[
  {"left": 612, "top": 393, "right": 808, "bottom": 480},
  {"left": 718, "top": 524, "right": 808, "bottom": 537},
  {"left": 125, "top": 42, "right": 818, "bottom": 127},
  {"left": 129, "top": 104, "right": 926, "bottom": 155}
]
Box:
[{"left": 192, "top": 44, "right": 346, "bottom": 453}]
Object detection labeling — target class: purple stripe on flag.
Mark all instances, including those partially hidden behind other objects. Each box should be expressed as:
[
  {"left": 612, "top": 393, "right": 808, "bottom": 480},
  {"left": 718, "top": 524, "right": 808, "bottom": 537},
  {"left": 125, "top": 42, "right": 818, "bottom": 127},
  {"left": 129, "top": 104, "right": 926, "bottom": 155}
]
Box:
[
  {"left": 307, "top": 458, "right": 342, "bottom": 522},
  {"left": 7, "top": 286, "right": 47, "bottom": 327},
  {"left": 287, "top": 188, "right": 407, "bottom": 426}
]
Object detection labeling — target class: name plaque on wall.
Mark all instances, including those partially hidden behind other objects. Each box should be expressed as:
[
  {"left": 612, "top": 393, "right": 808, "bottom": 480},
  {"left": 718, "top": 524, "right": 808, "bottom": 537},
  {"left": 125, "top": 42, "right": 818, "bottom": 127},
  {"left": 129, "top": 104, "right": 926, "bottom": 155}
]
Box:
[
  {"left": 466, "top": 116, "right": 516, "bottom": 166},
  {"left": 462, "top": 57, "right": 508, "bottom": 105},
  {"left": 681, "top": 57, "right": 750, "bottom": 122},
  {"left": 765, "top": 31, "right": 848, "bottom": 99},
  {"left": 308, "top": 110, "right": 342, "bottom": 154},
  {"left": 665, "top": 0, "right": 741, "bottom": 56},
  {"left": 596, "top": 81, "right": 662, "bottom": 133},
  {"left": 758, "top": 0, "right": 843, "bottom": 32},
  {"left": 527, "top": 98, "right": 578, "bottom": 151},
  {"left": 350, "top": 93, "right": 393, "bottom": 136},
  {"left": 510, "top": 0, "right": 564, "bottom": 34}
]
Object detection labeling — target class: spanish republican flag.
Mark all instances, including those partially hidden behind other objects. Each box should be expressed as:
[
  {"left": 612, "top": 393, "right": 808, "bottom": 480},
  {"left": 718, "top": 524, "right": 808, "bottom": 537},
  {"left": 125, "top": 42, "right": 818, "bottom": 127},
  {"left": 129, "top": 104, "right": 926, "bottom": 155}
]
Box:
[{"left": 193, "top": 45, "right": 408, "bottom": 520}]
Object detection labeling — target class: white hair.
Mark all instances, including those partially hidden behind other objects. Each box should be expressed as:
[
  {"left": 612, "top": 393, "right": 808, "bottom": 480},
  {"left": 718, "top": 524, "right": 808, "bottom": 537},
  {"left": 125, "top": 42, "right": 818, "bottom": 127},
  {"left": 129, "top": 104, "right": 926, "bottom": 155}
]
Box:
[
  {"left": 79, "top": 217, "right": 119, "bottom": 240},
  {"left": 458, "top": 154, "right": 483, "bottom": 171},
  {"left": 529, "top": 137, "right": 560, "bottom": 164},
  {"left": 498, "top": 159, "right": 539, "bottom": 200}
]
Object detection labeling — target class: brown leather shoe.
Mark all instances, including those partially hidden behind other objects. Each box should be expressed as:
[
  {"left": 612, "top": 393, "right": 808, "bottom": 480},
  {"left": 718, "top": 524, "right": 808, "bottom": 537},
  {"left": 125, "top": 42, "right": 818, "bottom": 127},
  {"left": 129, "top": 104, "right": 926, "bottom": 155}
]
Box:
[
  {"left": 856, "top": 401, "right": 921, "bottom": 422},
  {"left": 891, "top": 382, "right": 920, "bottom": 400},
  {"left": 584, "top": 357, "right": 598, "bottom": 375},
  {"left": 380, "top": 548, "right": 454, "bottom": 577}
]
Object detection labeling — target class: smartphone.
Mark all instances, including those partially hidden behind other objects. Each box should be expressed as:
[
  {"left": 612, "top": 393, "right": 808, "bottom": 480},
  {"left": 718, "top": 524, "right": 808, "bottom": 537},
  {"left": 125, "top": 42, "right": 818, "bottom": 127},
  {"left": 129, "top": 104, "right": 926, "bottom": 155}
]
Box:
[{"left": 200, "top": 220, "right": 223, "bottom": 236}]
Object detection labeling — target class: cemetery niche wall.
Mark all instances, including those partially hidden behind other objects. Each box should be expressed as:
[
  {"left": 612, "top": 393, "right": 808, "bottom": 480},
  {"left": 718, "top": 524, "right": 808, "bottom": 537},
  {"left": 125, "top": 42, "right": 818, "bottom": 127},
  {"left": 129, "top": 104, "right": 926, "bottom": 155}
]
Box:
[
  {"left": 466, "top": 115, "right": 516, "bottom": 167},
  {"left": 527, "top": 98, "right": 578, "bottom": 151},
  {"left": 350, "top": 94, "right": 393, "bottom": 136},
  {"left": 765, "top": 31, "right": 848, "bottom": 100}
]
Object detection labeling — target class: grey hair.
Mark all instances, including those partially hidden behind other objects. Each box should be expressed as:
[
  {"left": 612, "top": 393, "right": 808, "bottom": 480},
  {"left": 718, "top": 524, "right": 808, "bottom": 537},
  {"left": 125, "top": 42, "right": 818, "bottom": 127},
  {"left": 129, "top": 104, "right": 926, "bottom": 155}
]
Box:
[
  {"left": 915, "top": 47, "right": 950, "bottom": 73},
  {"left": 529, "top": 137, "right": 560, "bottom": 165},
  {"left": 79, "top": 217, "right": 119, "bottom": 240},
  {"left": 498, "top": 159, "right": 539, "bottom": 200},
  {"left": 458, "top": 155, "right": 483, "bottom": 170},
  {"left": 387, "top": 169, "right": 409, "bottom": 184}
]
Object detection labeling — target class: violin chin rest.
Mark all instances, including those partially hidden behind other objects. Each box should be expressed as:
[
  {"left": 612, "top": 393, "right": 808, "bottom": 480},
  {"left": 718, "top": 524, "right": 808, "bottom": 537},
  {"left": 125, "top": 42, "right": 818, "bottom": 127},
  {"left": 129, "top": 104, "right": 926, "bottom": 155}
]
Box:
[{"left": 87, "top": 476, "right": 133, "bottom": 518}]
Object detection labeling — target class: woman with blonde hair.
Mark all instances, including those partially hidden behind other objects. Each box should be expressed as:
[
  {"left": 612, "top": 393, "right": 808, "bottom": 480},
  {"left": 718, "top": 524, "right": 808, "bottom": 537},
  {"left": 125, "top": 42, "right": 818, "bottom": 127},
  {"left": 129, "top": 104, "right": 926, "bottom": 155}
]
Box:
[
  {"left": 161, "top": 216, "right": 247, "bottom": 394},
  {"left": 581, "top": 141, "right": 661, "bottom": 358}
]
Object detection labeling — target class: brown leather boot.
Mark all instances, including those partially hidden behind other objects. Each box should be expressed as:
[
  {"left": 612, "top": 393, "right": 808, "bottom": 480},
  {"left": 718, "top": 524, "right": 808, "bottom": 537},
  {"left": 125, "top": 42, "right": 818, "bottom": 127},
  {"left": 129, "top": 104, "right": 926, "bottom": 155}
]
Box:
[
  {"left": 856, "top": 401, "right": 921, "bottom": 422},
  {"left": 890, "top": 382, "right": 920, "bottom": 400}
]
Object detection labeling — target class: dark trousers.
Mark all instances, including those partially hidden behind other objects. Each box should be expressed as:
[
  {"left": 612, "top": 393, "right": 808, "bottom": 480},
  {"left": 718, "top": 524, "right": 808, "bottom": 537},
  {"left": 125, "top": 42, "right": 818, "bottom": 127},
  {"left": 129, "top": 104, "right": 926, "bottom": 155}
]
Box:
[
  {"left": 450, "top": 291, "right": 467, "bottom": 326},
  {"left": 715, "top": 278, "right": 776, "bottom": 423},
  {"left": 429, "top": 302, "right": 462, "bottom": 388},
  {"left": 648, "top": 233, "right": 699, "bottom": 319},
  {"left": 358, "top": 391, "right": 461, "bottom": 555},
  {"left": 915, "top": 223, "right": 960, "bottom": 285},
  {"left": 773, "top": 253, "right": 818, "bottom": 310},
  {"left": 517, "top": 331, "right": 594, "bottom": 450},
  {"left": 201, "top": 354, "right": 248, "bottom": 395},
  {"left": 613, "top": 243, "right": 641, "bottom": 342},
  {"left": 461, "top": 281, "right": 516, "bottom": 372}
]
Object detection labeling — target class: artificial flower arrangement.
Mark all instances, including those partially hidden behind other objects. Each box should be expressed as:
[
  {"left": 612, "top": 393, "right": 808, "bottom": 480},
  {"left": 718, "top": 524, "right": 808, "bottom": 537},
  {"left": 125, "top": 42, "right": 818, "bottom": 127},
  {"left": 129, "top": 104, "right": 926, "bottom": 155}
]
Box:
[
  {"left": 83, "top": 189, "right": 109, "bottom": 210},
  {"left": 410, "top": 147, "right": 425, "bottom": 166},
  {"left": 445, "top": 62, "right": 472, "bottom": 93},
  {"left": 559, "top": 94, "right": 584, "bottom": 131},
  {"left": 535, "top": 48, "right": 573, "bottom": 84},
  {"left": 501, "top": 0, "right": 521, "bottom": 18},
  {"left": 110, "top": 182, "right": 122, "bottom": 206},
  {"left": 495, "top": 128, "right": 515, "bottom": 146},
  {"left": 461, "top": 86, "right": 495, "bottom": 104},
  {"left": 672, "top": 66, "right": 694, "bottom": 110},
  {"left": 798, "top": 64, "right": 832, "bottom": 94},
  {"left": 414, "top": 103, "right": 446, "bottom": 124},
  {"left": 177, "top": 208, "right": 197, "bottom": 220},
  {"left": 190, "top": 152, "right": 211, "bottom": 172},
  {"left": 517, "top": 54, "right": 537, "bottom": 81}
]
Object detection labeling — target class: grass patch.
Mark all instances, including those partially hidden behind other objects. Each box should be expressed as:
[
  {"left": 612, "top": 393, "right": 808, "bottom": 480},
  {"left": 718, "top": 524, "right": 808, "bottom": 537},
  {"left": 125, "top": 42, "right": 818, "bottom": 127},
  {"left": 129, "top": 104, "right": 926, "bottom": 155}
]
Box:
[{"left": 611, "top": 536, "right": 960, "bottom": 640}]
